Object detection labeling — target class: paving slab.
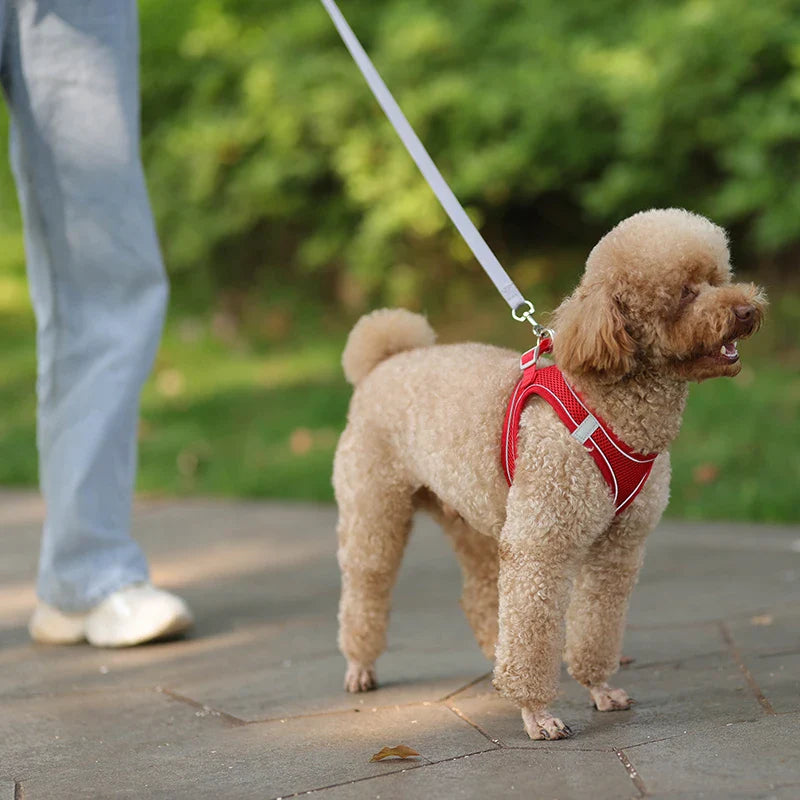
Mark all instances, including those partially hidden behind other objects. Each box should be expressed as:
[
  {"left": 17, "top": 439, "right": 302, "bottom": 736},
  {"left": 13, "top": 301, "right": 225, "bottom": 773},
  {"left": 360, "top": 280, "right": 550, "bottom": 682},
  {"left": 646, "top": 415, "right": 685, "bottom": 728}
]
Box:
[
  {"left": 0, "top": 610, "right": 488, "bottom": 718},
  {"left": 2, "top": 688, "right": 489, "bottom": 799},
  {"left": 1, "top": 491, "right": 800, "bottom": 798},
  {"left": 316, "top": 748, "right": 637, "bottom": 800},
  {"left": 725, "top": 611, "right": 800, "bottom": 714},
  {"left": 728, "top": 610, "right": 800, "bottom": 655},
  {"left": 659, "top": 788, "right": 800, "bottom": 800},
  {"left": 625, "top": 524, "right": 800, "bottom": 627},
  {"left": 160, "top": 613, "right": 488, "bottom": 721},
  {"left": 621, "top": 622, "right": 728, "bottom": 668},
  {"left": 626, "top": 714, "right": 800, "bottom": 798},
  {"left": 730, "top": 650, "right": 800, "bottom": 716},
  {"left": 448, "top": 649, "right": 763, "bottom": 751}
]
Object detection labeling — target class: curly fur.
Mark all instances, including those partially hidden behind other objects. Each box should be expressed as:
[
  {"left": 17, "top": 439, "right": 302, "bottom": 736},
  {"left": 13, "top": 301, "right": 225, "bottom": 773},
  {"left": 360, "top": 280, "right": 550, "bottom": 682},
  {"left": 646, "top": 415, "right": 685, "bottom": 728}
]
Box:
[{"left": 333, "top": 208, "right": 766, "bottom": 739}]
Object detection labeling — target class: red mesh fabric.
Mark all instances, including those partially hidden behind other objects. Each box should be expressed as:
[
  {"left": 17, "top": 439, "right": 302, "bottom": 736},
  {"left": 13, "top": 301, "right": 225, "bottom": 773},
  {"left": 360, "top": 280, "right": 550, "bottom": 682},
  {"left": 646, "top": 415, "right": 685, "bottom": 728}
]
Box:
[{"left": 501, "top": 345, "right": 657, "bottom": 515}]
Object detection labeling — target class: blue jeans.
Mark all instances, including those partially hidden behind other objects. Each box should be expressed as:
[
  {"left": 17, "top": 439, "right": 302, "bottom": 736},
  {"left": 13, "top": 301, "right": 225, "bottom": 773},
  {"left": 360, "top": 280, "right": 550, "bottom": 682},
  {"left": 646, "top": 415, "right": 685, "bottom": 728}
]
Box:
[{"left": 0, "top": 0, "right": 167, "bottom": 610}]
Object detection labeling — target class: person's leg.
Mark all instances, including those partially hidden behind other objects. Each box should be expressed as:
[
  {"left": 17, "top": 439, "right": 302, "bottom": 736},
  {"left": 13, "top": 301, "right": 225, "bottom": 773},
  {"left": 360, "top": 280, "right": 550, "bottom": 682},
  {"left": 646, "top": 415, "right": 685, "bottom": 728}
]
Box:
[{"left": 2, "top": 0, "right": 166, "bottom": 612}]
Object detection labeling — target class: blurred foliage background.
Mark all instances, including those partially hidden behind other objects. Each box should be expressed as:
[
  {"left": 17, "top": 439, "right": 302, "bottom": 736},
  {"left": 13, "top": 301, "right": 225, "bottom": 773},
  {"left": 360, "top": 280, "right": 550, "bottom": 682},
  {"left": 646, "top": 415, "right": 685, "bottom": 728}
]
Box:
[{"left": 1, "top": 0, "right": 799, "bottom": 520}]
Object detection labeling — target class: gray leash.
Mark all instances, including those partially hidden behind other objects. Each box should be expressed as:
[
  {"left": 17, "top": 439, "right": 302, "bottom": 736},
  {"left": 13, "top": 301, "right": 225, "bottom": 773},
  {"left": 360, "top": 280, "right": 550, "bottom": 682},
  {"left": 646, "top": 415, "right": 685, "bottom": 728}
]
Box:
[{"left": 319, "top": 0, "right": 553, "bottom": 340}]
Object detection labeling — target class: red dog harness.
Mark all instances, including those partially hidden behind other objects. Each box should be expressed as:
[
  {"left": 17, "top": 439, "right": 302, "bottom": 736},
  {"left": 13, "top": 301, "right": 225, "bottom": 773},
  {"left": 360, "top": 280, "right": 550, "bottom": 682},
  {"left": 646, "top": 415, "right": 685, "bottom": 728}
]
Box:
[{"left": 501, "top": 339, "right": 658, "bottom": 514}]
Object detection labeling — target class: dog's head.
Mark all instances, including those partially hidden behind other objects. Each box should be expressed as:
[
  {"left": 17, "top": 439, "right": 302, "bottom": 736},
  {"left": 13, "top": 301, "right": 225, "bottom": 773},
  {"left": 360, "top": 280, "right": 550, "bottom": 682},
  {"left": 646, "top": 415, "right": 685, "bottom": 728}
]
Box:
[{"left": 552, "top": 209, "right": 766, "bottom": 382}]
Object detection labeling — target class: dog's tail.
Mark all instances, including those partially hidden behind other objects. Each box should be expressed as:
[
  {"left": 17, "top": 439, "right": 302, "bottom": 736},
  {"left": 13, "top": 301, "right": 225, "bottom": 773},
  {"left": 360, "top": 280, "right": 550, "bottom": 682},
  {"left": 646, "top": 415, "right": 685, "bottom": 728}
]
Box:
[{"left": 342, "top": 308, "right": 436, "bottom": 386}]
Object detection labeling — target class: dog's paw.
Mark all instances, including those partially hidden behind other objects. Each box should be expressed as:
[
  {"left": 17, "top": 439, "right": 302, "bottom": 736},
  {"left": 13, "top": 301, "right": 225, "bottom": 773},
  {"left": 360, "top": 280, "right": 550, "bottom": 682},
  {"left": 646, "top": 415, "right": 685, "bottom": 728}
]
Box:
[
  {"left": 590, "top": 683, "right": 634, "bottom": 711},
  {"left": 344, "top": 662, "right": 377, "bottom": 693},
  {"left": 521, "top": 708, "right": 573, "bottom": 740}
]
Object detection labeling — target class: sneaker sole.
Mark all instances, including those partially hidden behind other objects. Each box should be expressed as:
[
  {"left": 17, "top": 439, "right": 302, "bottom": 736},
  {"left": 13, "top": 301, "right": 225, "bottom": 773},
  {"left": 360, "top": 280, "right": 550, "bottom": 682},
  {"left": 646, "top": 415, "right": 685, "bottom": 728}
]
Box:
[
  {"left": 29, "top": 627, "right": 87, "bottom": 645},
  {"left": 86, "top": 612, "right": 193, "bottom": 648}
]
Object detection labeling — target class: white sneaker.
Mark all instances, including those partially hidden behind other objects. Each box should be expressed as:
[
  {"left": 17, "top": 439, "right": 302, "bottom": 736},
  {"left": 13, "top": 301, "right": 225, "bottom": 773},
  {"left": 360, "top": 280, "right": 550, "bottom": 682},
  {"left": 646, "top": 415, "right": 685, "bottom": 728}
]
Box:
[{"left": 29, "top": 583, "right": 193, "bottom": 647}]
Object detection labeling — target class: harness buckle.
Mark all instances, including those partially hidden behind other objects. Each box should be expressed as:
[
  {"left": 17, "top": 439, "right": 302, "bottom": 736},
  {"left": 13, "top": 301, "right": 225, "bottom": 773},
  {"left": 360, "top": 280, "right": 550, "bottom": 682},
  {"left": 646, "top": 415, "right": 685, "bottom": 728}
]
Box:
[{"left": 519, "top": 333, "right": 555, "bottom": 371}]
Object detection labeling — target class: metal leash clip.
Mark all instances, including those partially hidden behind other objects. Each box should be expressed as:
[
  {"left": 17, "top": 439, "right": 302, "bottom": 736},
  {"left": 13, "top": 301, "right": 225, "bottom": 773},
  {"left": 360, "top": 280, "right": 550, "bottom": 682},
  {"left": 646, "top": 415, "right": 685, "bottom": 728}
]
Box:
[
  {"left": 512, "top": 300, "right": 555, "bottom": 341},
  {"left": 513, "top": 301, "right": 555, "bottom": 368}
]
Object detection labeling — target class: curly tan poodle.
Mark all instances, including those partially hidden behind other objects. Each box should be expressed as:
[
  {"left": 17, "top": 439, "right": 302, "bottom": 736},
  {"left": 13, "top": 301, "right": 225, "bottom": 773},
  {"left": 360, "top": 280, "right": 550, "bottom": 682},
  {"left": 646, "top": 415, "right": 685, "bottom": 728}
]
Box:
[{"left": 333, "top": 208, "right": 765, "bottom": 740}]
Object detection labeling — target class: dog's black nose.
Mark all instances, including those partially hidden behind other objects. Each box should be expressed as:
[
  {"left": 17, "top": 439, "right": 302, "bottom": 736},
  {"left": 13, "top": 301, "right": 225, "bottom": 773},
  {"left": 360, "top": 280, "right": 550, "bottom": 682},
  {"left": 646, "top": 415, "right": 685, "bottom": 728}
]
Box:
[{"left": 733, "top": 304, "right": 756, "bottom": 323}]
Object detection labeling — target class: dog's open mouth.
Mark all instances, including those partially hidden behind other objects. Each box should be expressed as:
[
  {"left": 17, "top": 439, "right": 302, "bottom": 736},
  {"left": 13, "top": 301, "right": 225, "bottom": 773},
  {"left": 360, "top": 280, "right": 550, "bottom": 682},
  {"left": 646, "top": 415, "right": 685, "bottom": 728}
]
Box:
[
  {"left": 717, "top": 340, "right": 739, "bottom": 363},
  {"left": 677, "top": 338, "right": 743, "bottom": 379},
  {"left": 697, "top": 339, "right": 739, "bottom": 369}
]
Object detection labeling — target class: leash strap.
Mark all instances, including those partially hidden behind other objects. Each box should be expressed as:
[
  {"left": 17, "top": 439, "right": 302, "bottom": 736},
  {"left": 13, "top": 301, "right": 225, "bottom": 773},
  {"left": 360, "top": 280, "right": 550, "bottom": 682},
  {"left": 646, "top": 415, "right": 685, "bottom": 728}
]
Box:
[{"left": 319, "top": 0, "right": 528, "bottom": 314}]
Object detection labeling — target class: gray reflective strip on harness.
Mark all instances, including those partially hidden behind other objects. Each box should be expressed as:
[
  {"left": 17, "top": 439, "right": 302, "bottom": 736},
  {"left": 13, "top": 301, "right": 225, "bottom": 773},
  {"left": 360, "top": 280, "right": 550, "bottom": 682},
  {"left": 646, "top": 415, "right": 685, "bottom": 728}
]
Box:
[
  {"left": 571, "top": 414, "right": 600, "bottom": 445},
  {"left": 319, "top": 0, "right": 526, "bottom": 312}
]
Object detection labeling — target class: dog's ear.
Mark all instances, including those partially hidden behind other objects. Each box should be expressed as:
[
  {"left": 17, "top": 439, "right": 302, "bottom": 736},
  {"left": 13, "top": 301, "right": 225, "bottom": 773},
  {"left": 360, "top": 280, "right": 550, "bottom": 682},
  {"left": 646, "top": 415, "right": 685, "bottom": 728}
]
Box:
[{"left": 552, "top": 285, "right": 636, "bottom": 376}]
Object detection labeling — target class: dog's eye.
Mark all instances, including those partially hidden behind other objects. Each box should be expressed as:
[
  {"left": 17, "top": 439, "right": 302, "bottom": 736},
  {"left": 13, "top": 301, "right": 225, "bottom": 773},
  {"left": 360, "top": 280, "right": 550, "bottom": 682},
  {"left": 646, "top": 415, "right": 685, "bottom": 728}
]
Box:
[{"left": 680, "top": 286, "right": 697, "bottom": 305}]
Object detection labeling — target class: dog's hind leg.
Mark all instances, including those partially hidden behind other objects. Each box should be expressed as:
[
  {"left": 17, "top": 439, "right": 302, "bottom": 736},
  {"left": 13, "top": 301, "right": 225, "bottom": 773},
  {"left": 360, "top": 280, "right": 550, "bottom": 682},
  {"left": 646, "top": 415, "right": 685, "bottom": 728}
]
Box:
[
  {"left": 334, "top": 426, "right": 414, "bottom": 693},
  {"left": 565, "top": 454, "right": 670, "bottom": 710},
  {"left": 441, "top": 513, "right": 499, "bottom": 660}
]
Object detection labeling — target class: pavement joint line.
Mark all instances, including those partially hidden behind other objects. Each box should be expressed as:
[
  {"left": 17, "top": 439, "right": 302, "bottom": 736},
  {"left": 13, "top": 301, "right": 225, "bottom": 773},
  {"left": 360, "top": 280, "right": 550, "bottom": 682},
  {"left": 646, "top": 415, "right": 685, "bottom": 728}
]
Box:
[
  {"left": 265, "top": 747, "right": 500, "bottom": 800},
  {"left": 625, "top": 651, "right": 728, "bottom": 672},
  {"left": 621, "top": 714, "right": 796, "bottom": 751},
  {"left": 501, "top": 744, "right": 618, "bottom": 753},
  {"left": 615, "top": 748, "right": 648, "bottom": 797},
  {"left": 444, "top": 701, "right": 506, "bottom": 747},
  {"left": 439, "top": 671, "right": 492, "bottom": 701},
  {"left": 132, "top": 498, "right": 180, "bottom": 514},
  {"left": 2, "top": 685, "right": 189, "bottom": 704},
  {"left": 626, "top": 606, "right": 795, "bottom": 632},
  {"left": 2, "top": 687, "right": 136, "bottom": 702},
  {"left": 755, "top": 647, "right": 800, "bottom": 659},
  {"left": 244, "top": 698, "right": 437, "bottom": 726},
  {"left": 626, "top": 619, "right": 725, "bottom": 631},
  {"left": 725, "top": 607, "right": 791, "bottom": 621},
  {"left": 154, "top": 686, "right": 247, "bottom": 727},
  {"left": 719, "top": 622, "right": 777, "bottom": 715},
  {"left": 620, "top": 732, "right": 690, "bottom": 751}
]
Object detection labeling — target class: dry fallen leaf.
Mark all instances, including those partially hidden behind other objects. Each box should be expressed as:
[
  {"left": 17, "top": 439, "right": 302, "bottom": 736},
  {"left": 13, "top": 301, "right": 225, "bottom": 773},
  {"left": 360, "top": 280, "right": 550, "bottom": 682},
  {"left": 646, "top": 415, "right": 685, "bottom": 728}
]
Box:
[
  {"left": 156, "top": 368, "right": 185, "bottom": 398},
  {"left": 750, "top": 614, "right": 774, "bottom": 626},
  {"left": 619, "top": 655, "right": 636, "bottom": 666},
  {"left": 138, "top": 419, "right": 154, "bottom": 442},
  {"left": 692, "top": 463, "right": 719, "bottom": 486},
  {"left": 177, "top": 448, "right": 200, "bottom": 478},
  {"left": 289, "top": 428, "right": 314, "bottom": 455},
  {"left": 211, "top": 310, "right": 239, "bottom": 343},
  {"left": 369, "top": 745, "right": 420, "bottom": 762}
]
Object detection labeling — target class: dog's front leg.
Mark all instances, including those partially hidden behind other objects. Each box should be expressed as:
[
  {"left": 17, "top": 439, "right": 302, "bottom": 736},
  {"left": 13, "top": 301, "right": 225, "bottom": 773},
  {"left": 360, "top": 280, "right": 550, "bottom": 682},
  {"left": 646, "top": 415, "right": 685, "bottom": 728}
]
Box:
[
  {"left": 565, "top": 454, "right": 671, "bottom": 710},
  {"left": 493, "top": 473, "right": 612, "bottom": 740},
  {"left": 565, "top": 529, "right": 647, "bottom": 712}
]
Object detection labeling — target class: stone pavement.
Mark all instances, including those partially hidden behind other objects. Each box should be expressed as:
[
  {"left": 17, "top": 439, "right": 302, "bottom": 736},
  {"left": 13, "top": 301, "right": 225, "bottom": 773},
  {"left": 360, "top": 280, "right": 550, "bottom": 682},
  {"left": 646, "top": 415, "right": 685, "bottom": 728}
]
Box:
[{"left": 1, "top": 491, "right": 799, "bottom": 799}]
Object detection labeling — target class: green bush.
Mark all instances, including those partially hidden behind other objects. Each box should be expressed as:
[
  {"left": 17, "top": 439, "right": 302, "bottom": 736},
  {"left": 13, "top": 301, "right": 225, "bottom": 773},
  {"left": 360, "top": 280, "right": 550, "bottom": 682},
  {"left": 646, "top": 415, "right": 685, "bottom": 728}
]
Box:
[
  {"left": 139, "top": 0, "right": 800, "bottom": 311},
  {"left": 1, "top": 1, "right": 799, "bottom": 519}
]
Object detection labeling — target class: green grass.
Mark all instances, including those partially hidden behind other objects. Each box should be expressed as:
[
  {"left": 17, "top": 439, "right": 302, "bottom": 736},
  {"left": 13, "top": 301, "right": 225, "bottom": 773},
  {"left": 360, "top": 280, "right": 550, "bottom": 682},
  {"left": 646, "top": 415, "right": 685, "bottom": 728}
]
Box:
[
  {"left": 1, "top": 236, "right": 798, "bottom": 520},
  {"left": 138, "top": 328, "right": 351, "bottom": 501},
  {"left": 672, "top": 364, "right": 800, "bottom": 522}
]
